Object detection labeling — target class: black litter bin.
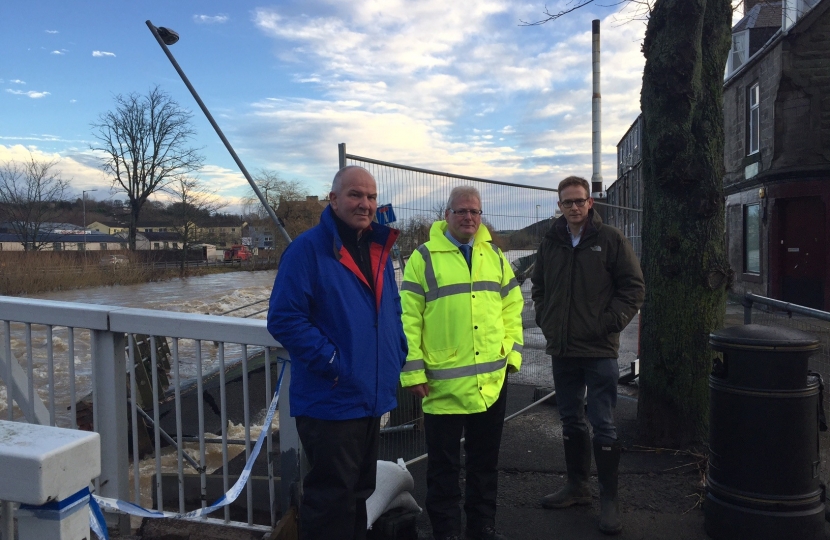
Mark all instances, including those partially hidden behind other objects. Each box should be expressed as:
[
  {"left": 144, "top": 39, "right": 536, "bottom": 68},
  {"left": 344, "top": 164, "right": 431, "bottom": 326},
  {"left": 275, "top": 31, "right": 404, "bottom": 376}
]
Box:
[{"left": 706, "top": 324, "right": 823, "bottom": 540}]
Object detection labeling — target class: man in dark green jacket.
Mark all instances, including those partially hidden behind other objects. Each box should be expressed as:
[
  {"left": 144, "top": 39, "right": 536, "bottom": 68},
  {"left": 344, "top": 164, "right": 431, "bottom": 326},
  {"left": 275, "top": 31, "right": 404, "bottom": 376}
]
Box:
[{"left": 531, "top": 176, "right": 644, "bottom": 536}]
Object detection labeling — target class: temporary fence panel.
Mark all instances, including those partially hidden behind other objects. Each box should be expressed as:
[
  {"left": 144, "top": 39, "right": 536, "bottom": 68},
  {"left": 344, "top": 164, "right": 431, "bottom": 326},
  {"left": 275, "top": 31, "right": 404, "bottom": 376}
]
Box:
[{"left": 340, "top": 146, "right": 642, "bottom": 462}]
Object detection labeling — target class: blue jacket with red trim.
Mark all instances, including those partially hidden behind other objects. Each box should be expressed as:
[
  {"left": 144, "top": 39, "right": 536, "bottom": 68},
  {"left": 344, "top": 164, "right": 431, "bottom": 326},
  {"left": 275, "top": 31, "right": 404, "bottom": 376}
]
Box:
[{"left": 267, "top": 206, "right": 407, "bottom": 420}]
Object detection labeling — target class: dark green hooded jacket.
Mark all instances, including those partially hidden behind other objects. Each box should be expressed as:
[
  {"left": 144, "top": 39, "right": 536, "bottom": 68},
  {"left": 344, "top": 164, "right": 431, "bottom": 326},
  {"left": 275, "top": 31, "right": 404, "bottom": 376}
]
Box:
[{"left": 530, "top": 209, "right": 644, "bottom": 358}]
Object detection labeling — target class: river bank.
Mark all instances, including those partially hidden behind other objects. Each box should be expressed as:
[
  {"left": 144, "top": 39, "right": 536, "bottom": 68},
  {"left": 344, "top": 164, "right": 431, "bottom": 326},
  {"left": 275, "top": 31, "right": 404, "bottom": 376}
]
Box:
[{"left": 0, "top": 251, "right": 277, "bottom": 296}]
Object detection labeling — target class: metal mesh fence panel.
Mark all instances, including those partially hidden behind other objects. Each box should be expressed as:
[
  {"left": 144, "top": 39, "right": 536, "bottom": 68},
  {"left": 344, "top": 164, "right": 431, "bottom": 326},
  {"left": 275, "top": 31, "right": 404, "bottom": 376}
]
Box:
[
  {"left": 343, "top": 149, "right": 642, "bottom": 461},
  {"left": 742, "top": 301, "right": 830, "bottom": 495}
]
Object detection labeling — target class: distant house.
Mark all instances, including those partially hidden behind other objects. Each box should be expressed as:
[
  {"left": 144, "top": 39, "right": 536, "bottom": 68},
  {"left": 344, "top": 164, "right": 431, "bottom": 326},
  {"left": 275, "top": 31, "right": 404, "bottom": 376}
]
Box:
[
  {"left": 0, "top": 232, "right": 126, "bottom": 252},
  {"left": 117, "top": 231, "right": 184, "bottom": 251},
  {"left": 723, "top": 0, "right": 830, "bottom": 309},
  {"left": 88, "top": 220, "right": 129, "bottom": 236},
  {"left": 196, "top": 219, "right": 248, "bottom": 248}
]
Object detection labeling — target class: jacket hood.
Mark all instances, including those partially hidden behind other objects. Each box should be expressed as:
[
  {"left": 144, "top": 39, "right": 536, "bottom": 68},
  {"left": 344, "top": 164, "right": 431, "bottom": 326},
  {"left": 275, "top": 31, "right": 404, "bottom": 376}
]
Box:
[{"left": 428, "top": 220, "right": 493, "bottom": 249}]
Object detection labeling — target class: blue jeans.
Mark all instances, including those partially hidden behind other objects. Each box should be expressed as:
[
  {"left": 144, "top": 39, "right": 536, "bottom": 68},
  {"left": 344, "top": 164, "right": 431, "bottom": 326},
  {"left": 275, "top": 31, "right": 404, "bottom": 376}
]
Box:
[{"left": 551, "top": 357, "right": 618, "bottom": 444}]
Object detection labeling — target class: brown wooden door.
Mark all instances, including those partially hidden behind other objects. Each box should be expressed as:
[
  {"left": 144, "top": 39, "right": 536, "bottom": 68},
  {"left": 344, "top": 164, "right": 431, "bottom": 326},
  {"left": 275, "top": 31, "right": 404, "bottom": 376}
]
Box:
[{"left": 779, "top": 196, "right": 826, "bottom": 310}]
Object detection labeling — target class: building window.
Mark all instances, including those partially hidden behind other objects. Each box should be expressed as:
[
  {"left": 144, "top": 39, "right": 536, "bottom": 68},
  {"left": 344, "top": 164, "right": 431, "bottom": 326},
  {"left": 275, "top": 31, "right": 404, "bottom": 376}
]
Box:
[
  {"left": 154, "top": 242, "right": 161, "bottom": 249},
  {"left": 77, "top": 242, "right": 86, "bottom": 251},
  {"left": 743, "top": 204, "right": 761, "bottom": 274},
  {"left": 53, "top": 242, "right": 63, "bottom": 251},
  {"left": 173, "top": 242, "right": 179, "bottom": 249},
  {"left": 100, "top": 243, "right": 107, "bottom": 250},
  {"left": 728, "top": 31, "right": 748, "bottom": 74},
  {"left": 748, "top": 83, "right": 760, "bottom": 155}
]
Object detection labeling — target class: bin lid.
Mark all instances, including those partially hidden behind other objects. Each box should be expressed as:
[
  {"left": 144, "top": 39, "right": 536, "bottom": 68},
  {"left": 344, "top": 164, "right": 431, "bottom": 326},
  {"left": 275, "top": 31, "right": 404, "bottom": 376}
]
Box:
[{"left": 709, "top": 324, "right": 819, "bottom": 352}]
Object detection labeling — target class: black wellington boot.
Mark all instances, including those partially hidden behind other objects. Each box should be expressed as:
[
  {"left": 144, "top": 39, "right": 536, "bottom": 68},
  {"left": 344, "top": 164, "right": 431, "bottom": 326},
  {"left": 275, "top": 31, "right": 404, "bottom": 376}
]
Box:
[
  {"left": 541, "top": 428, "right": 592, "bottom": 509},
  {"left": 593, "top": 438, "right": 622, "bottom": 535}
]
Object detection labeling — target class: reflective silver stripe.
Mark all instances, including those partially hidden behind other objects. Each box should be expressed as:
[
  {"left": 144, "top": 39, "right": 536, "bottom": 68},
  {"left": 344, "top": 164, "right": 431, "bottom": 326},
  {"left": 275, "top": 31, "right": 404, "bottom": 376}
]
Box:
[
  {"left": 401, "top": 281, "right": 425, "bottom": 297},
  {"left": 402, "top": 359, "right": 425, "bottom": 372},
  {"left": 416, "top": 245, "right": 438, "bottom": 292},
  {"left": 426, "top": 358, "right": 507, "bottom": 380},
  {"left": 426, "top": 283, "right": 471, "bottom": 302},
  {"left": 512, "top": 342, "right": 523, "bottom": 353},
  {"left": 472, "top": 281, "right": 501, "bottom": 293},
  {"left": 490, "top": 243, "right": 504, "bottom": 275},
  {"left": 501, "top": 278, "right": 519, "bottom": 297}
]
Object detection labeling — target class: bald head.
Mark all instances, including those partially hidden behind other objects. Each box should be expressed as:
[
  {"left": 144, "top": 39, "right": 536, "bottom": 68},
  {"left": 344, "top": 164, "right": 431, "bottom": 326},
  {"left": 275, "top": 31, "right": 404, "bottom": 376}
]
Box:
[{"left": 329, "top": 166, "right": 378, "bottom": 231}]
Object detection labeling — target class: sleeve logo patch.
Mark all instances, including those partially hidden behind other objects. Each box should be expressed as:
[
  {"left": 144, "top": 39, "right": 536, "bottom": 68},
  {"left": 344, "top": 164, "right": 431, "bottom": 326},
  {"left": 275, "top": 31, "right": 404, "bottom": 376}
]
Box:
[{"left": 591, "top": 246, "right": 602, "bottom": 252}]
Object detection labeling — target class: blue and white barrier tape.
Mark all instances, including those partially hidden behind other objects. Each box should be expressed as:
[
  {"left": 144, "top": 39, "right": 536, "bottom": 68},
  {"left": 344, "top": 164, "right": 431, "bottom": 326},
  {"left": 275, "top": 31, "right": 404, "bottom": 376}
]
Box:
[{"left": 87, "top": 359, "right": 287, "bottom": 538}]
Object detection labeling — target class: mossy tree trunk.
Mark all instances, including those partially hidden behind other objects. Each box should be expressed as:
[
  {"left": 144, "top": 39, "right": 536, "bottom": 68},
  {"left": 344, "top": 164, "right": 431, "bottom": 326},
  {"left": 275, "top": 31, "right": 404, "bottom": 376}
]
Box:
[{"left": 637, "top": 0, "right": 734, "bottom": 446}]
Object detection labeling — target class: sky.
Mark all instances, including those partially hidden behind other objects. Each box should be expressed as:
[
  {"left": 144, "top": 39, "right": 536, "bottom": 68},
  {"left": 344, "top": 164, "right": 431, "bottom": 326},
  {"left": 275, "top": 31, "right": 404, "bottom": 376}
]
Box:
[{"left": 0, "top": 0, "right": 651, "bottom": 212}]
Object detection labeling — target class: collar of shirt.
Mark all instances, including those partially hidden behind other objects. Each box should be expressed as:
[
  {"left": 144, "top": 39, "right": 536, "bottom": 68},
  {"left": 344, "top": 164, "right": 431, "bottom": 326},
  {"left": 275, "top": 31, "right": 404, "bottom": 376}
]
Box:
[
  {"left": 566, "top": 224, "right": 582, "bottom": 248},
  {"left": 444, "top": 230, "right": 475, "bottom": 250}
]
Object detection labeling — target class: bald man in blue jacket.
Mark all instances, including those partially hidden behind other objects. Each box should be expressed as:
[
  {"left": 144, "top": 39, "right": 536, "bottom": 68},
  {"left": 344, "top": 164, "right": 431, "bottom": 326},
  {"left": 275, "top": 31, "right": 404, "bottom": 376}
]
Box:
[{"left": 268, "top": 166, "right": 407, "bottom": 540}]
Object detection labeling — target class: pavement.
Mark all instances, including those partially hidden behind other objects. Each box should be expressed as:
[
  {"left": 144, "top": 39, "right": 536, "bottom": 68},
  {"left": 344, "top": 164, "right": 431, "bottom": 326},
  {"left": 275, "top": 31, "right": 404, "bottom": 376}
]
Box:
[{"left": 115, "top": 301, "right": 830, "bottom": 539}]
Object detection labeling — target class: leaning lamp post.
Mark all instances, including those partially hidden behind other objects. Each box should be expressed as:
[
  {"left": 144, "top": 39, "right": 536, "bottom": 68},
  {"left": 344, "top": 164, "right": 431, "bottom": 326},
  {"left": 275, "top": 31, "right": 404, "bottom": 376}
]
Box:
[{"left": 145, "top": 21, "right": 291, "bottom": 245}]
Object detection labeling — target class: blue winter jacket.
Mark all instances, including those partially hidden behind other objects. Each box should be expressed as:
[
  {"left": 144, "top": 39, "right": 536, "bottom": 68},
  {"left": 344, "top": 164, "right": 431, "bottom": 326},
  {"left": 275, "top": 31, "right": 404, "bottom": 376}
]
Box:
[{"left": 267, "top": 206, "right": 407, "bottom": 420}]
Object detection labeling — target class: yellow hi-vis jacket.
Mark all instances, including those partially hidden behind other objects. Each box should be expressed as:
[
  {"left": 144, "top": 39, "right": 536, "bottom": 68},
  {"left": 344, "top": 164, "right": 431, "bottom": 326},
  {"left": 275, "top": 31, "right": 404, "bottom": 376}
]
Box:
[{"left": 400, "top": 221, "right": 524, "bottom": 414}]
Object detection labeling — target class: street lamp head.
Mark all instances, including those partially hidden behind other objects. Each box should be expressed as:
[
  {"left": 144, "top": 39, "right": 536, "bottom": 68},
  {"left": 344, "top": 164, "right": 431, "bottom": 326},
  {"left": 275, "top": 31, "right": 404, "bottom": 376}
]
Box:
[{"left": 156, "top": 26, "right": 180, "bottom": 45}]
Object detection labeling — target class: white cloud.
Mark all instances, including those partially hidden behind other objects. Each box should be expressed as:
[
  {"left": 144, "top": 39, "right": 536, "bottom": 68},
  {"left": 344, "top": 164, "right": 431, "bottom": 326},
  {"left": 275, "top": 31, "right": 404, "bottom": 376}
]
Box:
[
  {"left": 92, "top": 51, "right": 116, "bottom": 57},
  {"left": 6, "top": 89, "right": 50, "bottom": 99},
  {"left": 10, "top": 79, "right": 25, "bottom": 85},
  {"left": 193, "top": 14, "right": 229, "bottom": 24},
  {"left": 0, "top": 144, "right": 110, "bottom": 193},
  {"left": 51, "top": 50, "right": 65, "bottom": 55},
  {"left": 45, "top": 30, "right": 59, "bottom": 34}
]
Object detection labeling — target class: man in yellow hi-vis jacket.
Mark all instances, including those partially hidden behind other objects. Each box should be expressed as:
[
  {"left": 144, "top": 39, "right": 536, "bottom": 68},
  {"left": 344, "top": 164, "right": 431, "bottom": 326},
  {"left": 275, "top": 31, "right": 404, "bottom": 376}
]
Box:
[{"left": 400, "top": 186, "right": 523, "bottom": 540}]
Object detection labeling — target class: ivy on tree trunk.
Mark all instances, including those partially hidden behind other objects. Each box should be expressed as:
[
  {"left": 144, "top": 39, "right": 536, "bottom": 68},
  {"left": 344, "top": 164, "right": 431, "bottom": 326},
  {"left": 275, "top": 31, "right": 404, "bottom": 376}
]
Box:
[{"left": 637, "top": 0, "right": 734, "bottom": 446}]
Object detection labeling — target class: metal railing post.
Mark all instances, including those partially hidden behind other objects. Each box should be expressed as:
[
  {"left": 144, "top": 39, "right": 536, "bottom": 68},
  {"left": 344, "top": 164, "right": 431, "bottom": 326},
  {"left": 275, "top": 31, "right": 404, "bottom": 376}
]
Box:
[
  {"left": 338, "top": 143, "right": 347, "bottom": 169},
  {"left": 91, "top": 329, "right": 130, "bottom": 535},
  {"left": 1, "top": 500, "right": 13, "bottom": 540},
  {"left": 742, "top": 294, "right": 754, "bottom": 325},
  {"left": 279, "top": 361, "right": 300, "bottom": 514}
]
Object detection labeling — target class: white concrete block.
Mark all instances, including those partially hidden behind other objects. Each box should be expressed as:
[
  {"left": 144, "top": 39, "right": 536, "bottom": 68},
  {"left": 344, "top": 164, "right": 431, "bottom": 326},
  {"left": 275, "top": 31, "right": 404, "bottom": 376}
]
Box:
[{"left": 0, "top": 420, "right": 100, "bottom": 505}]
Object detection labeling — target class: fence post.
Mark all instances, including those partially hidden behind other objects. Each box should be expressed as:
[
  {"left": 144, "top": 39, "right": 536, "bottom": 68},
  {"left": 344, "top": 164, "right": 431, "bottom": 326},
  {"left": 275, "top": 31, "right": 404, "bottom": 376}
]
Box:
[
  {"left": 91, "top": 329, "right": 130, "bottom": 535},
  {"left": 279, "top": 361, "right": 301, "bottom": 515},
  {"left": 742, "top": 294, "right": 754, "bottom": 325},
  {"left": 1, "top": 501, "right": 12, "bottom": 540},
  {"left": 338, "top": 143, "right": 347, "bottom": 169}
]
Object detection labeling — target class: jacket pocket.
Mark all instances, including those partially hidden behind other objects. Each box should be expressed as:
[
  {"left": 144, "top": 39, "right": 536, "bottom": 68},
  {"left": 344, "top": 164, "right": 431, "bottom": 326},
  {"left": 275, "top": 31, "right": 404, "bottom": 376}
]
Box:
[{"left": 425, "top": 346, "right": 459, "bottom": 369}]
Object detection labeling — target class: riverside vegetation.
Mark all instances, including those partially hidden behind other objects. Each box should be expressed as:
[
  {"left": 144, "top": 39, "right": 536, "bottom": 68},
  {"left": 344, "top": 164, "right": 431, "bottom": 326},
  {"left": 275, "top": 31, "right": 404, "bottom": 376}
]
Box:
[{"left": 0, "top": 251, "right": 278, "bottom": 296}]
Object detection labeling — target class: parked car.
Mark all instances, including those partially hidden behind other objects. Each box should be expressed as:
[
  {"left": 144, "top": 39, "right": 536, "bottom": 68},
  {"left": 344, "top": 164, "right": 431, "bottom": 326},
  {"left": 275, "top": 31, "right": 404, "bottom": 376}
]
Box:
[
  {"left": 223, "top": 245, "right": 252, "bottom": 262},
  {"left": 99, "top": 254, "right": 129, "bottom": 266}
]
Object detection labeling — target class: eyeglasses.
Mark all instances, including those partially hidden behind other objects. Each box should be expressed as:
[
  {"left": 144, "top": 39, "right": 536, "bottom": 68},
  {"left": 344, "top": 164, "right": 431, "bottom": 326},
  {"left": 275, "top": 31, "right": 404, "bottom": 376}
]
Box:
[
  {"left": 449, "top": 209, "right": 483, "bottom": 217},
  {"left": 559, "top": 198, "right": 589, "bottom": 208}
]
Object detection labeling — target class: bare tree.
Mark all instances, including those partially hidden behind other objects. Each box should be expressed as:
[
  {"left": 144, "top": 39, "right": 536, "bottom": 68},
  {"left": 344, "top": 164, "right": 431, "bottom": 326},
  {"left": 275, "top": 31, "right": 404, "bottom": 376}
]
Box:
[
  {"left": 0, "top": 154, "right": 69, "bottom": 251},
  {"left": 243, "top": 170, "right": 310, "bottom": 251},
  {"left": 91, "top": 85, "right": 204, "bottom": 250},
  {"left": 166, "top": 176, "right": 227, "bottom": 274},
  {"left": 525, "top": 0, "right": 734, "bottom": 446}
]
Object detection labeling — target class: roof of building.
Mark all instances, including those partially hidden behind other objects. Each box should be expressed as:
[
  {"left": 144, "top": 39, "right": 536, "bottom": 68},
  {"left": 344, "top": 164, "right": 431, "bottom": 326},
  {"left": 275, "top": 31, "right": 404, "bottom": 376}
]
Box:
[
  {"left": 0, "top": 232, "right": 125, "bottom": 243},
  {"left": 734, "top": 1, "right": 783, "bottom": 32}
]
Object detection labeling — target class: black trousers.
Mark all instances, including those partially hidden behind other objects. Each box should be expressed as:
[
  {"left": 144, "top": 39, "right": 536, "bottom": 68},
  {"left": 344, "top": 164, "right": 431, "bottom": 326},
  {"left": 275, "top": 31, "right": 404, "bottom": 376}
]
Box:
[
  {"left": 295, "top": 415, "right": 380, "bottom": 540},
  {"left": 423, "top": 385, "right": 508, "bottom": 539}
]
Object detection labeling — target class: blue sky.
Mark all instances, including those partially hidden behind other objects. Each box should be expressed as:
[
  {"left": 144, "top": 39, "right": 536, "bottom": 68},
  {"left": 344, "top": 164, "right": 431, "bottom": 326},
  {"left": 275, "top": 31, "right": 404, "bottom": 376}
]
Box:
[{"left": 1, "top": 0, "right": 649, "bottom": 211}]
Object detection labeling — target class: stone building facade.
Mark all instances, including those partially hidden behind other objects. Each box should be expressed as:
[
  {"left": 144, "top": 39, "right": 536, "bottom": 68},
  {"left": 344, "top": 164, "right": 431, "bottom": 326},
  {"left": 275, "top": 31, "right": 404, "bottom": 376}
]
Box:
[{"left": 723, "top": 0, "right": 830, "bottom": 310}]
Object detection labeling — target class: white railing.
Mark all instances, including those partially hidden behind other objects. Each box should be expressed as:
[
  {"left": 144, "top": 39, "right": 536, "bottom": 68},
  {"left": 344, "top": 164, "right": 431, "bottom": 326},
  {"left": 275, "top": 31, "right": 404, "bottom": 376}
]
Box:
[{"left": 0, "top": 296, "right": 299, "bottom": 537}]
